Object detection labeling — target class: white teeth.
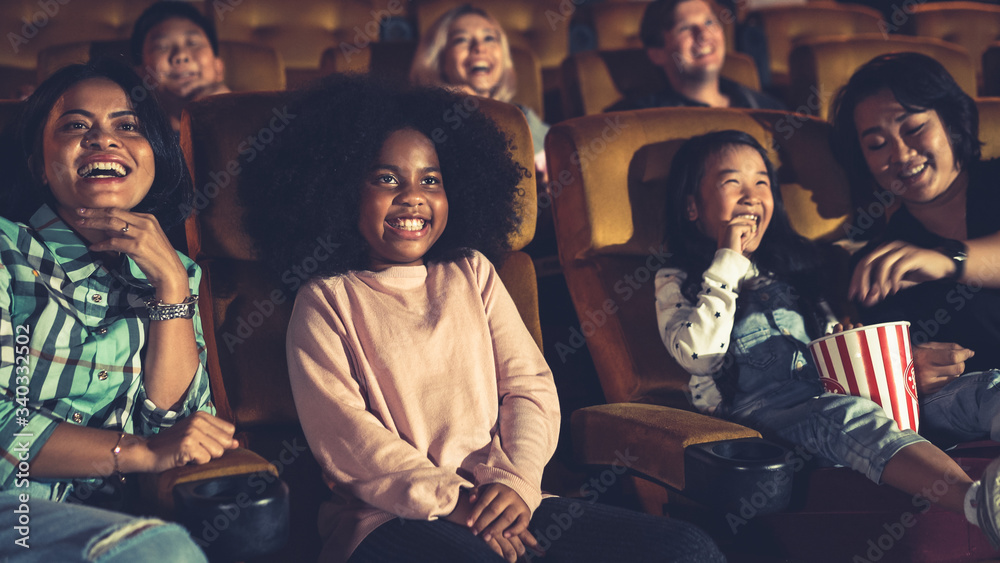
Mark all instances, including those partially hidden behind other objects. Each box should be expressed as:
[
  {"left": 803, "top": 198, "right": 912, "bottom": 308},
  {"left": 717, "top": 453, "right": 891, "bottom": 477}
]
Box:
[
  {"left": 390, "top": 218, "right": 425, "bottom": 231},
  {"left": 901, "top": 163, "right": 926, "bottom": 178},
  {"left": 78, "top": 162, "right": 127, "bottom": 178}
]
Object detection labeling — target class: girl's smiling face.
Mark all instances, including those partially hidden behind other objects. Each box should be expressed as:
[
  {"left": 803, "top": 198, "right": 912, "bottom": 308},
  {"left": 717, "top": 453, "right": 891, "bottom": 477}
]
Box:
[
  {"left": 359, "top": 128, "right": 448, "bottom": 270},
  {"left": 687, "top": 144, "right": 773, "bottom": 255},
  {"left": 853, "top": 88, "right": 960, "bottom": 204},
  {"left": 41, "top": 78, "right": 156, "bottom": 223}
]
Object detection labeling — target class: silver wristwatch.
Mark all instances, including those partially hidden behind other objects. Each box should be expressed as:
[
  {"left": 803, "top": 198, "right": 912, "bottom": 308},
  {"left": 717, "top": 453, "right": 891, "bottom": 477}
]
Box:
[{"left": 146, "top": 295, "right": 199, "bottom": 321}]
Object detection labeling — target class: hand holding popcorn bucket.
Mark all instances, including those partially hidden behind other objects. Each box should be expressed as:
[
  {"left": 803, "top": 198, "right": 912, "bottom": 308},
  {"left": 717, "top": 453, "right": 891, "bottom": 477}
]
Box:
[{"left": 808, "top": 322, "right": 919, "bottom": 432}]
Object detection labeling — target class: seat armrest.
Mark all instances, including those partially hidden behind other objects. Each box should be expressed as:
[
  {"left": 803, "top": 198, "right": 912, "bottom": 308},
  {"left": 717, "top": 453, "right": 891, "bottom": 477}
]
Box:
[
  {"left": 571, "top": 403, "right": 761, "bottom": 491},
  {"left": 141, "top": 447, "right": 279, "bottom": 516}
]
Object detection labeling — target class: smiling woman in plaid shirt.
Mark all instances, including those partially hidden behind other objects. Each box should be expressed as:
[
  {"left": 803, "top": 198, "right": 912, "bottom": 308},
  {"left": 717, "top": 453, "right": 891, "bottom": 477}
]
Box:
[{"left": 0, "top": 59, "right": 237, "bottom": 562}]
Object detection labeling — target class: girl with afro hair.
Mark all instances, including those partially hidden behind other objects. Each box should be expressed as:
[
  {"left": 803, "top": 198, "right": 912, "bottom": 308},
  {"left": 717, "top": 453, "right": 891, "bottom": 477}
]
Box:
[{"left": 240, "top": 73, "right": 725, "bottom": 563}]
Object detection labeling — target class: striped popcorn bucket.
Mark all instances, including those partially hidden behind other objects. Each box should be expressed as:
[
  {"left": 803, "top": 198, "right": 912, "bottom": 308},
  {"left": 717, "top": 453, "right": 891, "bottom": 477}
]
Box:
[{"left": 808, "top": 322, "right": 919, "bottom": 432}]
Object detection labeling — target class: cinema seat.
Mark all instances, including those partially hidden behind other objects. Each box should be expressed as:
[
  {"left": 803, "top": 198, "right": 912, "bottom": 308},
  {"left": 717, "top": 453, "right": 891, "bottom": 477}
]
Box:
[
  {"left": 977, "top": 97, "right": 1000, "bottom": 158},
  {"left": 35, "top": 39, "right": 286, "bottom": 93},
  {"left": 906, "top": 1, "right": 1000, "bottom": 94},
  {"left": 319, "top": 40, "right": 545, "bottom": 119},
  {"left": 0, "top": 0, "right": 163, "bottom": 98},
  {"left": 180, "top": 91, "right": 540, "bottom": 561},
  {"left": 559, "top": 48, "right": 761, "bottom": 118},
  {"left": 983, "top": 43, "right": 1000, "bottom": 96},
  {"left": 545, "top": 106, "right": 997, "bottom": 560},
  {"left": 788, "top": 34, "right": 976, "bottom": 119},
  {"left": 212, "top": 0, "right": 383, "bottom": 88},
  {"left": 744, "top": 3, "right": 883, "bottom": 89}
]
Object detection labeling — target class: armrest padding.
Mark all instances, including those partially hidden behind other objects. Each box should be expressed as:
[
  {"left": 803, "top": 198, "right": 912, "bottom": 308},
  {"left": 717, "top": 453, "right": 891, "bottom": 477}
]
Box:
[
  {"left": 571, "top": 403, "right": 760, "bottom": 490},
  {"left": 142, "top": 447, "right": 279, "bottom": 515}
]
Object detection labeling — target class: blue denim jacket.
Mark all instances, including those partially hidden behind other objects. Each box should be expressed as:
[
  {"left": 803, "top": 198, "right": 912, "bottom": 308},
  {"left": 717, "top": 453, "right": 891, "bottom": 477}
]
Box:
[{"left": 723, "top": 278, "right": 824, "bottom": 418}]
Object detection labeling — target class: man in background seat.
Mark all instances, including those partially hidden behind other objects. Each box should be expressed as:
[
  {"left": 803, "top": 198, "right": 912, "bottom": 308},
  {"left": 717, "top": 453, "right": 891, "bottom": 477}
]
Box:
[
  {"left": 607, "top": 0, "right": 784, "bottom": 112},
  {"left": 131, "top": 1, "right": 230, "bottom": 131}
]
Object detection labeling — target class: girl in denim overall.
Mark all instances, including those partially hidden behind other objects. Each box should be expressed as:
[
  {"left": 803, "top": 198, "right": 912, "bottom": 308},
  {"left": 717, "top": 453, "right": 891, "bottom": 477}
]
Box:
[{"left": 655, "top": 130, "right": 1000, "bottom": 546}]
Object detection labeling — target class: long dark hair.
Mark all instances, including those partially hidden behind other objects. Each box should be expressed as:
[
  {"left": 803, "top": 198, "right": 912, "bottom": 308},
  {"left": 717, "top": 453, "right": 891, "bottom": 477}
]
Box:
[
  {"left": 0, "top": 58, "right": 192, "bottom": 227},
  {"left": 831, "top": 52, "right": 980, "bottom": 235},
  {"left": 665, "top": 130, "right": 827, "bottom": 335}
]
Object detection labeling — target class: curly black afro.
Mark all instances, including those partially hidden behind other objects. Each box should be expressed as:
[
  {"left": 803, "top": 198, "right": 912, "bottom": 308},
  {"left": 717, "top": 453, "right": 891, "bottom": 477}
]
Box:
[{"left": 239, "top": 73, "right": 527, "bottom": 281}]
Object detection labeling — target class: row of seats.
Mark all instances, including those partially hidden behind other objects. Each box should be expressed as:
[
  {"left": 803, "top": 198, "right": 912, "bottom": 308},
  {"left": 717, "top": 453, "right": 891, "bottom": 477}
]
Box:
[
  {"left": 11, "top": 29, "right": 993, "bottom": 126},
  {"left": 176, "top": 87, "right": 1000, "bottom": 561},
  {"left": 4, "top": 1, "right": 1000, "bottom": 108}
]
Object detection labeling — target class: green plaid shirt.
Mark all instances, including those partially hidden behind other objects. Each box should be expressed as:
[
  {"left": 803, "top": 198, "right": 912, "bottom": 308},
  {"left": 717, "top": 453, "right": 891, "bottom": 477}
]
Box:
[{"left": 0, "top": 205, "right": 212, "bottom": 495}]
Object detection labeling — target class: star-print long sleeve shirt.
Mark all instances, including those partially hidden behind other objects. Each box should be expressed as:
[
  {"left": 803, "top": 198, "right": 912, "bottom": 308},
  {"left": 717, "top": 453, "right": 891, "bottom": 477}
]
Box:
[{"left": 655, "top": 249, "right": 755, "bottom": 414}]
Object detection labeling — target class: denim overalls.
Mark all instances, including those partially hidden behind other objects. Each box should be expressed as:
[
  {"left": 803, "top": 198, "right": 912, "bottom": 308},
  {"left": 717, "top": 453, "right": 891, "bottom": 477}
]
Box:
[{"left": 720, "top": 277, "right": 926, "bottom": 483}]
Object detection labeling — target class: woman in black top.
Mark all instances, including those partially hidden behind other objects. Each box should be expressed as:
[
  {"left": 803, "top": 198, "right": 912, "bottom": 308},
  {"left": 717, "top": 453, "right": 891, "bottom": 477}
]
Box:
[{"left": 832, "top": 52, "right": 1000, "bottom": 443}]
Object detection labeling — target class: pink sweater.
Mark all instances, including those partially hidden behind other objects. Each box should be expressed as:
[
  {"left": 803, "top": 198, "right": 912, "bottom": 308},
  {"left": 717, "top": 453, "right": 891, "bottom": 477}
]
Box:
[{"left": 286, "top": 252, "right": 560, "bottom": 562}]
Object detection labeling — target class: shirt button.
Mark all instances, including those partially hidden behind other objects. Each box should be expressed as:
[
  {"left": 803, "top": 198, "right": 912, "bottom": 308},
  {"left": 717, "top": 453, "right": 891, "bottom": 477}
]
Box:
[
  {"left": 92, "top": 294, "right": 103, "bottom": 303},
  {"left": 795, "top": 361, "right": 805, "bottom": 371},
  {"left": 72, "top": 412, "right": 83, "bottom": 423},
  {"left": 781, "top": 328, "right": 790, "bottom": 336},
  {"left": 760, "top": 293, "right": 770, "bottom": 301},
  {"left": 95, "top": 328, "right": 108, "bottom": 335},
  {"left": 98, "top": 370, "right": 108, "bottom": 381}
]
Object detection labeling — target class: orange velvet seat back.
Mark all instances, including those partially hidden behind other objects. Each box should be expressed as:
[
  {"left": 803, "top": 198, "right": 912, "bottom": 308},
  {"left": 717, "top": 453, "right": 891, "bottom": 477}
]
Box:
[
  {"left": 212, "top": 0, "right": 380, "bottom": 73},
  {"left": 545, "top": 107, "right": 851, "bottom": 405},
  {"left": 908, "top": 1, "right": 1000, "bottom": 94},
  {"left": 749, "top": 3, "right": 883, "bottom": 86},
  {"left": 35, "top": 39, "right": 286, "bottom": 93},
  {"left": 789, "top": 34, "right": 977, "bottom": 120},
  {"left": 560, "top": 48, "right": 761, "bottom": 118},
  {"left": 0, "top": 0, "right": 159, "bottom": 71}
]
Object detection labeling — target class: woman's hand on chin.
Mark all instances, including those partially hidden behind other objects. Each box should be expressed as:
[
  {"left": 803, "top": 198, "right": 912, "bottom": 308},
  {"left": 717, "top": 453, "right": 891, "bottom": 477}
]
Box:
[
  {"left": 849, "top": 240, "right": 954, "bottom": 306},
  {"left": 76, "top": 207, "right": 190, "bottom": 302}
]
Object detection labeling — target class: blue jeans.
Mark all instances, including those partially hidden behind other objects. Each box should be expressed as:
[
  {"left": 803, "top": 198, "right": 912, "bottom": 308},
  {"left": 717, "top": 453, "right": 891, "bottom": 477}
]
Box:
[
  {"left": 347, "top": 497, "right": 726, "bottom": 562},
  {"left": 0, "top": 489, "right": 206, "bottom": 563},
  {"left": 723, "top": 279, "right": 926, "bottom": 483},
  {"left": 919, "top": 368, "right": 1000, "bottom": 448}
]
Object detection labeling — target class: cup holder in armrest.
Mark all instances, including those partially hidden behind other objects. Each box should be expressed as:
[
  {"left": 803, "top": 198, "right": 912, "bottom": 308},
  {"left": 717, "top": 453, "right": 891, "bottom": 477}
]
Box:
[
  {"left": 683, "top": 437, "right": 793, "bottom": 516},
  {"left": 173, "top": 472, "right": 290, "bottom": 562}
]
